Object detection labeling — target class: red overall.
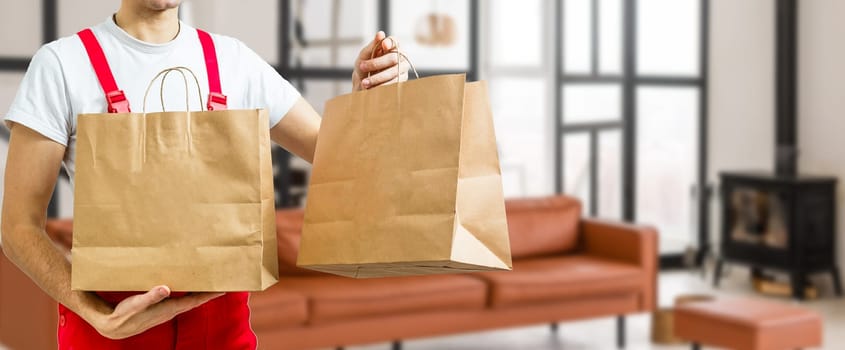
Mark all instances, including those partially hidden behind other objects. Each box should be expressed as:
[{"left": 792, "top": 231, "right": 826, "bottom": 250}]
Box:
[{"left": 58, "top": 29, "right": 254, "bottom": 349}]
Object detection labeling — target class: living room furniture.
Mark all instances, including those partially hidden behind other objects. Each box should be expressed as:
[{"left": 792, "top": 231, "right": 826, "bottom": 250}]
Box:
[
  {"left": 650, "top": 294, "right": 714, "bottom": 345},
  {"left": 674, "top": 297, "right": 823, "bottom": 350},
  {"left": 716, "top": 172, "right": 841, "bottom": 300},
  {"left": 0, "top": 195, "right": 657, "bottom": 350}
]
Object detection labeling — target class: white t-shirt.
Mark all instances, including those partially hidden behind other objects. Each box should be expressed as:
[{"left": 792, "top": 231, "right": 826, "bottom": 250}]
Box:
[{"left": 3, "top": 17, "right": 301, "bottom": 183}]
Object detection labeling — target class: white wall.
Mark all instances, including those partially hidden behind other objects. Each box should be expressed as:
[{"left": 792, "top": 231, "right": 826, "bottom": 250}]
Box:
[
  {"left": 57, "top": 0, "right": 114, "bottom": 37},
  {"left": 183, "top": 0, "right": 280, "bottom": 65},
  {"left": 708, "top": 0, "right": 776, "bottom": 248},
  {"left": 799, "top": 0, "right": 845, "bottom": 276},
  {"left": 0, "top": 0, "right": 42, "bottom": 56}
]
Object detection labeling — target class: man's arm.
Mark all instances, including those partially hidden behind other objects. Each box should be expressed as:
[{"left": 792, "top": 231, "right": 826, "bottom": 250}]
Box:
[
  {"left": 0, "top": 124, "right": 223, "bottom": 340},
  {"left": 270, "top": 98, "right": 321, "bottom": 163},
  {"left": 270, "top": 31, "right": 408, "bottom": 160},
  {"left": 0, "top": 123, "right": 103, "bottom": 316}
]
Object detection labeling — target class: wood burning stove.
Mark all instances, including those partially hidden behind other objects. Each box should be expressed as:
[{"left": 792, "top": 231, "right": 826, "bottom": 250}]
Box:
[
  {"left": 713, "top": 0, "right": 842, "bottom": 299},
  {"left": 715, "top": 172, "right": 841, "bottom": 299}
]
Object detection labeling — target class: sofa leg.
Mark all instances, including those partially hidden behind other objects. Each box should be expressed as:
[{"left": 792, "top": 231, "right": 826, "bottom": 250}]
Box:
[
  {"left": 616, "top": 316, "right": 626, "bottom": 349},
  {"left": 713, "top": 258, "right": 724, "bottom": 288},
  {"left": 831, "top": 265, "right": 843, "bottom": 297},
  {"left": 335, "top": 347, "right": 344, "bottom": 350},
  {"left": 550, "top": 322, "right": 559, "bottom": 333},
  {"left": 392, "top": 340, "right": 402, "bottom": 350},
  {"left": 691, "top": 343, "right": 701, "bottom": 350}
]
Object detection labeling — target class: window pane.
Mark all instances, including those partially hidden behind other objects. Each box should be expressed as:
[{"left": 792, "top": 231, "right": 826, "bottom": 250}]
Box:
[
  {"left": 563, "top": 0, "right": 592, "bottom": 74},
  {"left": 489, "top": 0, "right": 542, "bottom": 67},
  {"left": 598, "top": 0, "right": 622, "bottom": 75},
  {"left": 489, "top": 77, "right": 550, "bottom": 197},
  {"left": 0, "top": 1, "right": 41, "bottom": 56},
  {"left": 637, "top": 0, "right": 700, "bottom": 76},
  {"left": 598, "top": 129, "right": 622, "bottom": 219},
  {"left": 299, "top": 79, "right": 348, "bottom": 115},
  {"left": 390, "top": 0, "right": 469, "bottom": 70},
  {"left": 0, "top": 73, "right": 25, "bottom": 113},
  {"left": 563, "top": 132, "right": 591, "bottom": 213},
  {"left": 58, "top": 0, "right": 113, "bottom": 38},
  {"left": 293, "top": 45, "right": 363, "bottom": 70},
  {"left": 562, "top": 84, "right": 621, "bottom": 124},
  {"left": 56, "top": 178, "right": 74, "bottom": 218},
  {"left": 500, "top": 164, "right": 526, "bottom": 198},
  {"left": 288, "top": 0, "right": 377, "bottom": 68},
  {"left": 297, "top": 0, "right": 373, "bottom": 40},
  {"left": 292, "top": 79, "right": 349, "bottom": 204},
  {"left": 636, "top": 87, "right": 699, "bottom": 254}
]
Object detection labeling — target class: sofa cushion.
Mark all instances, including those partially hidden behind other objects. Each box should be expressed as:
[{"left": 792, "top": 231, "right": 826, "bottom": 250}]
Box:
[
  {"left": 476, "top": 255, "right": 644, "bottom": 308},
  {"left": 505, "top": 196, "right": 582, "bottom": 259},
  {"left": 276, "top": 209, "right": 325, "bottom": 277},
  {"left": 282, "top": 274, "right": 487, "bottom": 325},
  {"left": 248, "top": 284, "right": 309, "bottom": 330}
]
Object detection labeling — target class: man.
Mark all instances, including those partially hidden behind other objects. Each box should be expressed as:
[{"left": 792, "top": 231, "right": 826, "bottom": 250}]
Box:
[{"left": 0, "top": 0, "right": 408, "bottom": 348}]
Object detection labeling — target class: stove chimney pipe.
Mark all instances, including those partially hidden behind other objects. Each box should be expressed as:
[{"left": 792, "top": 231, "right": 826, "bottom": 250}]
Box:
[{"left": 775, "top": 0, "right": 798, "bottom": 176}]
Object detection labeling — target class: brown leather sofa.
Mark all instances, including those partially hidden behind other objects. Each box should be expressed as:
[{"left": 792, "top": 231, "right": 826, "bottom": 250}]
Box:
[{"left": 0, "top": 195, "right": 657, "bottom": 349}]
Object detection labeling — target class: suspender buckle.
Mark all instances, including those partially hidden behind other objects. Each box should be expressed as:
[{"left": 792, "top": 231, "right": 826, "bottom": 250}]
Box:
[
  {"left": 207, "top": 92, "right": 228, "bottom": 111},
  {"left": 106, "top": 90, "right": 130, "bottom": 113}
]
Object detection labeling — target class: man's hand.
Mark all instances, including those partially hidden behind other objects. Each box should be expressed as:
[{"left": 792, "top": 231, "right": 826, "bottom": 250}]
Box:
[
  {"left": 352, "top": 31, "right": 410, "bottom": 91},
  {"left": 87, "top": 286, "right": 224, "bottom": 339}
]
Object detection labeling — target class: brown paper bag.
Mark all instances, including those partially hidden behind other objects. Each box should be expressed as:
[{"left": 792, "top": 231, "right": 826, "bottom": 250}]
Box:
[
  {"left": 297, "top": 74, "right": 512, "bottom": 278},
  {"left": 72, "top": 67, "right": 278, "bottom": 291}
]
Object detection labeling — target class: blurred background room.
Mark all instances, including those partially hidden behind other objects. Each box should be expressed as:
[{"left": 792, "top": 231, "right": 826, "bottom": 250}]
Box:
[{"left": 2, "top": 0, "right": 844, "bottom": 349}]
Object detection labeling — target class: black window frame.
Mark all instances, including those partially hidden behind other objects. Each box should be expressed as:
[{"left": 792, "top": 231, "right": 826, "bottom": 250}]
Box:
[{"left": 554, "top": 0, "right": 711, "bottom": 268}]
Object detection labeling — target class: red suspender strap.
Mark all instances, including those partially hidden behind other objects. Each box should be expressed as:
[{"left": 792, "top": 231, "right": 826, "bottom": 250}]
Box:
[
  {"left": 77, "top": 29, "right": 130, "bottom": 113},
  {"left": 197, "top": 29, "right": 228, "bottom": 111}
]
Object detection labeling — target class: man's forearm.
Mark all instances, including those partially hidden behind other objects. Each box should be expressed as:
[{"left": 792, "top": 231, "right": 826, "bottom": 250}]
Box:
[
  {"left": 1, "top": 224, "right": 111, "bottom": 321},
  {"left": 270, "top": 97, "right": 321, "bottom": 164}
]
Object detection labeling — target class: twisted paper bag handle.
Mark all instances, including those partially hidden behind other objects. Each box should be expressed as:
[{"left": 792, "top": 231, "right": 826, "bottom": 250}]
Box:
[{"left": 142, "top": 66, "right": 205, "bottom": 113}]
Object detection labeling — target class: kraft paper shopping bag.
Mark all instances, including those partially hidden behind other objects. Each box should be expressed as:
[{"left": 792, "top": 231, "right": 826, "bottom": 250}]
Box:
[
  {"left": 72, "top": 67, "right": 278, "bottom": 291},
  {"left": 298, "top": 72, "right": 512, "bottom": 278}
]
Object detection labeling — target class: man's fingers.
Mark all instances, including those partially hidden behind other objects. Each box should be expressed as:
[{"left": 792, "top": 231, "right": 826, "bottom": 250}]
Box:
[
  {"left": 359, "top": 53, "right": 400, "bottom": 75},
  {"left": 381, "top": 35, "right": 397, "bottom": 51},
  {"left": 357, "top": 31, "right": 386, "bottom": 61},
  {"left": 114, "top": 285, "right": 170, "bottom": 316},
  {"left": 137, "top": 286, "right": 171, "bottom": 309},
  {"left": 363, "top": 60, "right": 410, "bottom": 88},
  {"left": 353, "top": 31, "right": 404, "bottom": 91}
]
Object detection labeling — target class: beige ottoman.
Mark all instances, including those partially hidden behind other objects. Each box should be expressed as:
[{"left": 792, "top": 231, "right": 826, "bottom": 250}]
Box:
[{"left": 674, "top": 298, "right": 822, "bottom": 350}]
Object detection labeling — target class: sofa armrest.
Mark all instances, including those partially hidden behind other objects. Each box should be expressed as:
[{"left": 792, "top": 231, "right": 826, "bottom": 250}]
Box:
[
  {"left": 581, "top": 219, "right": 658, "bottom": 267},
  {"left": 581, "top": 218, "right": 658, "bottom": 311}
]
